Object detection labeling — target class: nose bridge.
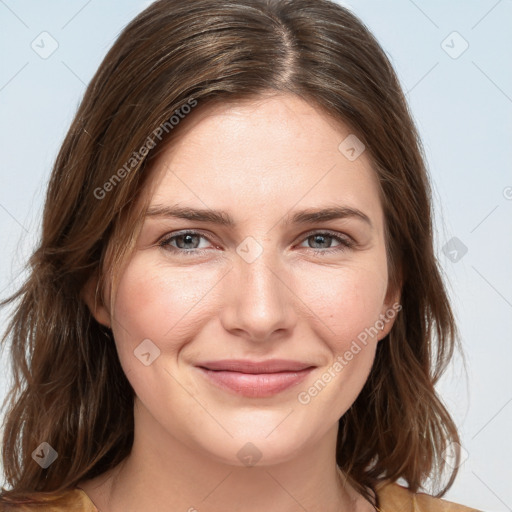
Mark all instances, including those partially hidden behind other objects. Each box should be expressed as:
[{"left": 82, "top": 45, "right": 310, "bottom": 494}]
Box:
[
  {"left": 222, "top": 235, "right": 296, "bottom": 341},
  {"left": 240, "top": 244, "right": 281, "bottom": 303}
]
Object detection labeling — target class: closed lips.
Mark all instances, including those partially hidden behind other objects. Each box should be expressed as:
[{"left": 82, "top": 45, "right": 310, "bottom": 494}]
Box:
[
  {"left": 197, "top": 359, "right": 315, "bottom": 373},
  {"left": 196, "top": 360, "right": 316, "bottom": 398}
]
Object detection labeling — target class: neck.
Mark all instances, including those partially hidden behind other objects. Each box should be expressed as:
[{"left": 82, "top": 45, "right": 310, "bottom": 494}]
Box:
[{"left": 79, "top": 399, "right": 376, "bottom": 512}]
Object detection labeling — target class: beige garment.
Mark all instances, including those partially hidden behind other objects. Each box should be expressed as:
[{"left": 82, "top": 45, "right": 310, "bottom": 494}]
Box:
[
  {"left": 0, "top": 480, "right": 482, "bottom": 511},
  {"left": 375, "top": 480, "right": 482, "bottom": 511}
]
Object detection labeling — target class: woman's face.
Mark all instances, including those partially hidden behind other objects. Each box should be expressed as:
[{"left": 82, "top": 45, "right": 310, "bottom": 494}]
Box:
[{"left": 91, "top": 93, "right": 399, "bottom": 466}]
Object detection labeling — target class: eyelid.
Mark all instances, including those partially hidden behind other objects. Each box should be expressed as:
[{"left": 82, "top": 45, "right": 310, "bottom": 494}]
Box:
[
  {"left": 297, "top": 229, "right": 355, "bottom": 245},
  {"left": 158, "top": 228, "right": 356, "bottom": 257},
  {"left": 158, "top": 229, "right": 218, "bottom": 249}
]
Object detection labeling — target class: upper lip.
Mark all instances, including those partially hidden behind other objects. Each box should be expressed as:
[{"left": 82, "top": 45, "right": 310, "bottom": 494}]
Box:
[{"left": 197, "top": 359, "right": 315, "bottom": 374}]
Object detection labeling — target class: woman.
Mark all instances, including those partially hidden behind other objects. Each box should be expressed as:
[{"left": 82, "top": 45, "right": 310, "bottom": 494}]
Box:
[{"left": 0, "top": 0, "right": 480, "bottom": 510}]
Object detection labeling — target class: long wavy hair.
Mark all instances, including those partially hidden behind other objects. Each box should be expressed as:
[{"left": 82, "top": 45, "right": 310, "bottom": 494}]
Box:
[{"left": 0, "top": 0, "right": 463, "bottom": 509}]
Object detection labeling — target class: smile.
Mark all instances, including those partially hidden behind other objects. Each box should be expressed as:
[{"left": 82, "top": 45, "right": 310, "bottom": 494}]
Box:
[{"left": 196, "top": 359, "right": 316, "bottom": 398}]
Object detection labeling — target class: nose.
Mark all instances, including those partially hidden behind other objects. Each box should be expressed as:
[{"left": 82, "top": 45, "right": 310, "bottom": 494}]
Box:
[{"left": 219, "top": 247, "right": 297, "bottom": 344}]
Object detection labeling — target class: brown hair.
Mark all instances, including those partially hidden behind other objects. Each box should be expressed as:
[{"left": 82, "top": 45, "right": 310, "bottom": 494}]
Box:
[{"left": 0, "top": 0, "right": 463, "bottom": 508}]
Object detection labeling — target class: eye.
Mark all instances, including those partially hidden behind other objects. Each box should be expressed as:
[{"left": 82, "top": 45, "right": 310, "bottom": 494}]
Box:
[
  {"left": 297, "top": 231, "right": 354, "bottom": 255},
  {"left": 158, "top": 229, "right": 354, "bottom": 257},
  {"left": 159, "top": 230, "right": 213, "bottom": 256}
]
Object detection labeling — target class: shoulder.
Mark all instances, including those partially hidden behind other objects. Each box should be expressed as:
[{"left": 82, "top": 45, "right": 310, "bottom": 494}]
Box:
[
  {"left": 375, "top": 480, "right": 483, "bottom": 512},
  {"left": 0, "top": 488, "right": 98, "bottom": 511}
]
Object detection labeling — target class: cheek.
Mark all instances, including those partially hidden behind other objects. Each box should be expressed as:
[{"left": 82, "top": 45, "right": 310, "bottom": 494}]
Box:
[
  {"left": 110, "top": 253, "right": 221, "bottom": 363},
  {"left": 294, "top": 264, "right": 388, "bottom": 416},
  {"left": 295, "top": 259, "right": 388, "bottom": 350}
]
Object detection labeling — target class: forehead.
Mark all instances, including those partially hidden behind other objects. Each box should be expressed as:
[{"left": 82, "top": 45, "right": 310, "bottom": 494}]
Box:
[{"left": 143, "top": 93, "right": 384, "bottom": 229}]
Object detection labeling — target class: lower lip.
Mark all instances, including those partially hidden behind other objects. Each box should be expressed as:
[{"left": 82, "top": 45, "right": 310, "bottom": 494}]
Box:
[{"left": 197, "top": 367, "right": 314, "bottom": 398}]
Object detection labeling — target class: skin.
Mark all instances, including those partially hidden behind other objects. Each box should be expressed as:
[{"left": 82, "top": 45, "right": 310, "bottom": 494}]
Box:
[{"left": 80, "top": 93, "right": 400, "bottom": 512}]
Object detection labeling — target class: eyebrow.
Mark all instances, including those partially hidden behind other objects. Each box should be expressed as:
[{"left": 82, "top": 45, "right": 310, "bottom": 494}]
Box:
[{"left": 145, "top": 204, "right": 372, "bottom": 228}]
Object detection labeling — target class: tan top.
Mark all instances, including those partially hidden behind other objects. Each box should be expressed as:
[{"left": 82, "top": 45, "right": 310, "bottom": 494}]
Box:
[{"left": 0, "top": 480, "right": 482, "bottom": 511}]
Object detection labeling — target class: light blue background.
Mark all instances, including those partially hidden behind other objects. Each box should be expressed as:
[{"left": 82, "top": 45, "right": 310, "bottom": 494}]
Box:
[{"left": 0, "top": 1, "right": 511, "bottom": 510}]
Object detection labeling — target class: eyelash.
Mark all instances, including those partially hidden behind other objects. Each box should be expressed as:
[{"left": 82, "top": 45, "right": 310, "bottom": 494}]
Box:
[{"left": 158, "top": 230, "right": 354, "bottom": 257}]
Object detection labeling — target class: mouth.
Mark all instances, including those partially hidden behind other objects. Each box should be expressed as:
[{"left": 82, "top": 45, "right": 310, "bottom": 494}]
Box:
[{"left": 195, "top": 359, "right": 316, "bottom": 398}]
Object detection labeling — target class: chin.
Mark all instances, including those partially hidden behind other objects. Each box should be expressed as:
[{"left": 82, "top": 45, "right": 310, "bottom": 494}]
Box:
[{"left": 185, "top": 421, "right": 317, "bottom": 469}]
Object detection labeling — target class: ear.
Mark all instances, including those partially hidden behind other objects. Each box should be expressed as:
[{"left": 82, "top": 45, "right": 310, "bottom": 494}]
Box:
[
  {"left": 81, "top": 270, "right": 111, "bottom": 329},
  {"left": 377, "top": 280, "right": 402, "bottom": 341}
]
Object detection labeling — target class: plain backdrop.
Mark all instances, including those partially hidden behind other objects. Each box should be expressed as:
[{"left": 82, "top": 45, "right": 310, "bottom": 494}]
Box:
[{"left": 0, "top": 1, "right": 511, "bottom": 510}]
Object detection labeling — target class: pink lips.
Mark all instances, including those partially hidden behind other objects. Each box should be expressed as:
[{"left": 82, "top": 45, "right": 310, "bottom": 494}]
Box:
[{"left": 196, "top": 359, "right": 315, "bottom": 398}]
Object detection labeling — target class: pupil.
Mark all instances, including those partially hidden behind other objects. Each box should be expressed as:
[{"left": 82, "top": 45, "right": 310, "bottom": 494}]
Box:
[
  {"left": 178, "top": 234, "right": 197, "bottom": 249},
  {"left": 312, "top": 234, "right": 329, "bottom": 248}
]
